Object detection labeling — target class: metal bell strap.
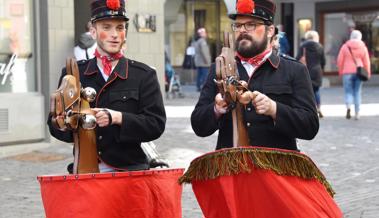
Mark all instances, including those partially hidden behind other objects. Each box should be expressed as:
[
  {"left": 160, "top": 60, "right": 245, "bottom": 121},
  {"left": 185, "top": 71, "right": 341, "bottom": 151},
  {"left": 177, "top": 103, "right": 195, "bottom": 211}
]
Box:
[
  {"left": 65, "top": 58, "right": 98, "bottom": 131},
  {"left": 50, "top": 58, "right": 97, "bottom": 131}
]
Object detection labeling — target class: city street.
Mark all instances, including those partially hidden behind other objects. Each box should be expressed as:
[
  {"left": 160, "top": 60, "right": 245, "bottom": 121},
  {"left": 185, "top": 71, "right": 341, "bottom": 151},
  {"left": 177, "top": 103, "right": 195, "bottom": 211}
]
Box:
[{"left": 0, "top": 86, "right": 378, "bottom": 218}]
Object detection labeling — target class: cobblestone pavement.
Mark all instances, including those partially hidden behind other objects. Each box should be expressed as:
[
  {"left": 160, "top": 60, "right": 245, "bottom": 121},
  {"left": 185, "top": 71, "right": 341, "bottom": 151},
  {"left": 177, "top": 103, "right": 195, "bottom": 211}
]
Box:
[{"left": 0, "top": 86, "right": 378, "bottom": 218}]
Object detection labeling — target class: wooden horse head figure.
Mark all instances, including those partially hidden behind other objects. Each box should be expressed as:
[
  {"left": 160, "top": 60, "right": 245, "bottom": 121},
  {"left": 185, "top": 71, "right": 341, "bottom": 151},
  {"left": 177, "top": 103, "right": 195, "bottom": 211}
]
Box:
[
  {"left": 50, "top": 58, "right": 99, "bottom": 174},
  {"left": 214, "top": 32, "right": 251, "bottom": 147}
]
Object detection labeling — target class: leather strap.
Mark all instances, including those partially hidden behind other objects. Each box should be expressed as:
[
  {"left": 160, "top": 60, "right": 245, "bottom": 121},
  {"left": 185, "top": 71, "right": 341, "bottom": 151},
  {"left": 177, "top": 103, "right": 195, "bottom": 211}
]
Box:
[
  {"left": 102, "top": 109, "right": 112, "bottom": 126},
  {"left": 347, "top": 46, "right": 358, "bottom": 67}
]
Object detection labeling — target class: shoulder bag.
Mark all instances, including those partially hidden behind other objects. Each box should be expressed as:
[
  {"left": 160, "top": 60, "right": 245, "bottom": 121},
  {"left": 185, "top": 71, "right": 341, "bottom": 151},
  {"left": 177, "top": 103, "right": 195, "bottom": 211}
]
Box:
[{"left": 347, "top": 46, "right": 369, "bottom": 81}]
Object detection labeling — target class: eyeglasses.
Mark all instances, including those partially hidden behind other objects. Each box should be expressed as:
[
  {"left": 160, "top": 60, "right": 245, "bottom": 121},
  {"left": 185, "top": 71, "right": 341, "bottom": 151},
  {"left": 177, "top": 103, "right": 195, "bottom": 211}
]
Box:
[{"left": 231, "top": 22, "right": 266, "bottom": 32}]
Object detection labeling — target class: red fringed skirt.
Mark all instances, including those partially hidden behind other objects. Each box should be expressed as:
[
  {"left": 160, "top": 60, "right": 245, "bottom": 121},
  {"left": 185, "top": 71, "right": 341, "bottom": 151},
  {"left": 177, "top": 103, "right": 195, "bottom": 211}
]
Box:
[
  {"left": 38, "top": 168, "right": 184, "bottom": 218},
  {"left": 180, "top": 147, "right": 343, "bottom": 218}
]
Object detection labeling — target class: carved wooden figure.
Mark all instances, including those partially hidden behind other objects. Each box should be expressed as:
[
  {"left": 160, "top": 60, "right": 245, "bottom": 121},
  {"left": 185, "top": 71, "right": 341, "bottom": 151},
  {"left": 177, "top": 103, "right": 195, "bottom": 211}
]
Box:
[{"left": 50, "top": 58, "right": 99, "bottom": 174}]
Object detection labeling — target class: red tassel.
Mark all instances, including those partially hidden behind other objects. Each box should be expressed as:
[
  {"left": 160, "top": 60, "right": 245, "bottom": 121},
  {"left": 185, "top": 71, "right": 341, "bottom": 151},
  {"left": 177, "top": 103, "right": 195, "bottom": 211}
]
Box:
[
  {"left": 106, "top": 0, "right": 121, "bottom": 10},
  {"left": 236, "top": 0, "right": 255, "bottom": 14}
]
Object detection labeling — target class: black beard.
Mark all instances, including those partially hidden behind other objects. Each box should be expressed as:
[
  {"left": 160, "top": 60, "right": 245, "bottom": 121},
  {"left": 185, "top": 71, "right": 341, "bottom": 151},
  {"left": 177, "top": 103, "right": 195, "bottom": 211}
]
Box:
[{"left": 235, "top": 33, "right": 268, "bottom": 58}]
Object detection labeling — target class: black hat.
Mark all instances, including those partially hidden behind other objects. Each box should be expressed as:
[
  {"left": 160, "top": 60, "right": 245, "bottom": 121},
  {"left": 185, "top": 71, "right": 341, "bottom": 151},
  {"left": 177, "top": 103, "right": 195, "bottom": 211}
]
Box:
[
  {"left": 228, "top": 0, "right": 276, "bottom": 24},
  {"left": 91, "top": 0, "right": 129, "bottom": 23}
]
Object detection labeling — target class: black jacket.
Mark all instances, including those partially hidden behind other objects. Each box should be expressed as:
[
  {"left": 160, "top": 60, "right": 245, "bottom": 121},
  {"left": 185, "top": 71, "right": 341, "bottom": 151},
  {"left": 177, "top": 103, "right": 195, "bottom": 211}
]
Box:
[
  {"left": 191, "top": 53, "right": 319, "bottom": 151},
  {"left": 47, "top": 57, "right": 166, "bottom": 169},
  {"left": 296, "top": 41, "right": 326, "bottom": 88}
]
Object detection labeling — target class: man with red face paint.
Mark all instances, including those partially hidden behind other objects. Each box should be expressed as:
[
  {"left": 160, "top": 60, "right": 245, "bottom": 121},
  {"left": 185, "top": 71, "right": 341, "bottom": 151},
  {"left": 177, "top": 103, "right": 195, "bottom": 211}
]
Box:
[
  {"left": 48, "top": 0, "right": 166, "bottom": 173},
  {"left": 191, "top": 0, "right": 319, "bottom": 151}
]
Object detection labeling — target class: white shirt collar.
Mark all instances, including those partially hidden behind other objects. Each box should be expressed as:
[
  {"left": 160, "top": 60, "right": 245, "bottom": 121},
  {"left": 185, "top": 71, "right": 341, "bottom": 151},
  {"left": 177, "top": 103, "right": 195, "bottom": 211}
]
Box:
[
  {"left": 97, "top": 63, "right": 115, "bottom": 81},
  {"left": 241, "top": 49, "right": 272, "bottom": 77}
]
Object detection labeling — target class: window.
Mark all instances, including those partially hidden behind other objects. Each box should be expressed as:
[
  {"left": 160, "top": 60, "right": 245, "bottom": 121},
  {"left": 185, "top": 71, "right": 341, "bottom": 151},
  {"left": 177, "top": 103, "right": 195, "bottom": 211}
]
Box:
[
  {"left": 0, "top": 0, "right": 35, "bottom": 93},
  {"left": 323, "top": 12, "right": 379, "bottom": 74},
  {"left": 194, "top": 10, "right": 206, "bottom": 33},
  {"left": 369, "top": 15, "right": 379, "bottom": 74},
  {"left": 297, "top": 19, "right": 312, "bottom": 45}
]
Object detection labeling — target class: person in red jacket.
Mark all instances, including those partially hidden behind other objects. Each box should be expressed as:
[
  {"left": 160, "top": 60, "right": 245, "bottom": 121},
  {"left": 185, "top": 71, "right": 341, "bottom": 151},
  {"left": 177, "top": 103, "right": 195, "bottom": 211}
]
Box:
[{"left": 337, "top": 30, "right": 371, "bottom": 120}]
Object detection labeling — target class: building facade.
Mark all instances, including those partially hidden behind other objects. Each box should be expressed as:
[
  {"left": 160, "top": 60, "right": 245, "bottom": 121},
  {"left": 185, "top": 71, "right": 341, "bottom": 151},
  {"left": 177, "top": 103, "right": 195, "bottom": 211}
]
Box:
[
  {"left": 275, "top": 0, "right": 379, "bottom": 75},
  {"left": 166, "top": 0, "right": 379, "bottom": 77}
]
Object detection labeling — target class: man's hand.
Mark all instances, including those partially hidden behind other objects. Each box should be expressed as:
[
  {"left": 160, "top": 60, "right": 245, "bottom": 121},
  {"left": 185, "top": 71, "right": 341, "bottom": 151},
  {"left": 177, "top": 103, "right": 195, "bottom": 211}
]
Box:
[
  {"left": 251, "top": 91, "right": 277, "bottom": 120},
  {"left": 214, "top": 93, "right": 228, "bottom": 118},
  {"left": 92, "top": 108, "right": 122, "bottom": 127}
]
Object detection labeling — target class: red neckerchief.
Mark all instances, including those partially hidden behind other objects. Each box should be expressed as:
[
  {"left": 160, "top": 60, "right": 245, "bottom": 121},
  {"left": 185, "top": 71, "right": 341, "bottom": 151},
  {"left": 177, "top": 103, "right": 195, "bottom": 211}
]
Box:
[
  {"left": 236, "top": 49, "right": 271, "bottom": 66},
  {"left": 94, "top": 49, "right": 123, "bottom": 76}
]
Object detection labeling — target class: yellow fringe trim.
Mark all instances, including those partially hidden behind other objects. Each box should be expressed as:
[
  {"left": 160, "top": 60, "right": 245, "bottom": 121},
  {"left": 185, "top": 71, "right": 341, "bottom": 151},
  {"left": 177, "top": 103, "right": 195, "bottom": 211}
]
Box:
[{"left": 179, "top": 147, "right": 335, "bottom": 197}]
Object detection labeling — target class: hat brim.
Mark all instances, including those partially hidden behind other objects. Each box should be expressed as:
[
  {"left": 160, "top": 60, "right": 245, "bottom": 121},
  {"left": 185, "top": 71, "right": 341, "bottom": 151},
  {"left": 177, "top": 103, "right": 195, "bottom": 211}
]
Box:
[
  {"left": 228, "top": 13, "right": 271, "bottom": 24},
  {"left": 92, "top": 14, "right": 129, "bottom": 23}
]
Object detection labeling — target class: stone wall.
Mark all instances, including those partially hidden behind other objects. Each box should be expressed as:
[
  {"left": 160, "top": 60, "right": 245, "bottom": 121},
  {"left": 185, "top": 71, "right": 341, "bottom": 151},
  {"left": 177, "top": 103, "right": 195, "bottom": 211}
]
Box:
[
  {"left": 47, "top": 0, "right": 75, "bottom": 95},
  {"left": 126, "top": 0, "right": 166, "bottom": 93}
]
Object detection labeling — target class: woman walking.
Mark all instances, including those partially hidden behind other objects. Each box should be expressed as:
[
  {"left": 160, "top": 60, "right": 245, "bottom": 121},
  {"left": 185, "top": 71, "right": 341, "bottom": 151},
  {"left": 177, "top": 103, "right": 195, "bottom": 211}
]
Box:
[
  {"left": 337, "top": 30, "right": 371, "bottom": 120},
  {"left": 296, "top": 30, "right": 326, "bottom": 118}
]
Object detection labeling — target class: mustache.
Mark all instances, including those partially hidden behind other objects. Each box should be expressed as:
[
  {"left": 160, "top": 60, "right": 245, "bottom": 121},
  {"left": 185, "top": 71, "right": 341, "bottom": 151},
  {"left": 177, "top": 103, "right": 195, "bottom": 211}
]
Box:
[{"left": 236, "top": 34, "right": 253, "bottom": 42}]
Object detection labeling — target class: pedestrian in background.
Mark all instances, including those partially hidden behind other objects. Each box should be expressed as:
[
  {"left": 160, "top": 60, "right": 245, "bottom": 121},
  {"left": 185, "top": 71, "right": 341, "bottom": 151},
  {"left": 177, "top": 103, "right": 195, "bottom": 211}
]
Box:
[
  {"left": 337, "top": 30, "right": 371, "bottom": 120},
  {"left": 74, "top": 21, "right": 97, "bottom": 61},
  {"left": 276, "top": 24, "right": 290, "bottom": 55},
  {"left": 270, "top": 27, "right": 279, "bottom": 54},
  {"left": 296, "top": 30, "right": 326, "bottom": 118},
  {"left": 194, "top": 27, "right": 211, "bottom": 91},
  {"left": 272, "top": 27, "right": 296, "bottom": 61},
  {"left": 182, "top": 38, "right": 197, "bottom": 70}
]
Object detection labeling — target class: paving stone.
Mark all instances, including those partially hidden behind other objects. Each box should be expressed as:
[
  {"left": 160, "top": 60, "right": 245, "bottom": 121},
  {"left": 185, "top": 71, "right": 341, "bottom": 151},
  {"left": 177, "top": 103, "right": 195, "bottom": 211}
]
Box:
[{"left": 0, "top": 86, "right": 378, "bottom": 217}]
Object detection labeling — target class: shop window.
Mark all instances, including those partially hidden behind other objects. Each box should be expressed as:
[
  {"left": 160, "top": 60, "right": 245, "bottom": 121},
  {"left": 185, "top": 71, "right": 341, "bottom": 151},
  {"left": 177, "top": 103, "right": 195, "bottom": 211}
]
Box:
[
  {"left": 323, "top": 12, "right": 379, "bottom": 74},
  {"left": 297, "top": 19, "right": 312, "bottom": 45},
  {"left": 370, "top": 16, "right": 379, "bottom": 74},
  {"left": 194, "top": 10, "right": 206, "bottom": 32},
  {"left": 0, "top": 0, "right": 35, "bottom": 93}
]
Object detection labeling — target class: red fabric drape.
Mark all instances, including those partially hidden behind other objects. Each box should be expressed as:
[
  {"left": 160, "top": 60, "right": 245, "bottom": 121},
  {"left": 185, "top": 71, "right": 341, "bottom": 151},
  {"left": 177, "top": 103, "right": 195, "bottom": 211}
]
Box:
[
  {"left": 192, "top": 168, "right": 342, "bottom": 218},
  {"left": 38, "top": 169, "right": 184, "bottom": 218}
]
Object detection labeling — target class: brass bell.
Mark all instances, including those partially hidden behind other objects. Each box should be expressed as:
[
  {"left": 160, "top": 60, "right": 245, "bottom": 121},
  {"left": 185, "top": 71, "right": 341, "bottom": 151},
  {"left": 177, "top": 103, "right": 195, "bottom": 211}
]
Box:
[
  {"left": 239, "top": 80, "right": 248, "bottom": 89},
  {"left": 238, "top": 91, "right": 252, "bottom": 105},
  {"left": 81, "top": 87, "right": 97, "bottom": 102},
  {"left": 81, "top": 114, "right": 97, "bottom": 129}
]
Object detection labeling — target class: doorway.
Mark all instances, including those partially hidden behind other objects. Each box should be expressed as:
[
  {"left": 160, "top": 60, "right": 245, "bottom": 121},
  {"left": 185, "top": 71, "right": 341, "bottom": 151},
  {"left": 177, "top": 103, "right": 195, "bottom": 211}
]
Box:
[{"left": 74, "top": 0, "right": 92, "bottom": 45}]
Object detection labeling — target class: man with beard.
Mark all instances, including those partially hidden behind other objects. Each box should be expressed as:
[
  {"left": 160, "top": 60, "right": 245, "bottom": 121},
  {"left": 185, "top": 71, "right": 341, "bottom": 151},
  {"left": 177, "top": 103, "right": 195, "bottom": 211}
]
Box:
[
  {"left": 191, "top": 0, "right": 319, "bottom": 151},
  {"left": 48, "top": 0, "right": 166, "bottom": 173}
]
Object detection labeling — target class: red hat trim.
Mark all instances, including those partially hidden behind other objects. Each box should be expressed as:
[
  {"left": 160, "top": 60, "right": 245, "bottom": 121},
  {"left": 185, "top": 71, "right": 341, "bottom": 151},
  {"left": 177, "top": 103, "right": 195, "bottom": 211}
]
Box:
[
  {"left": 236, "top": 0, "right": 255, "bottom": 14},
  {"left": 106, "top": 0, "right": 121, "bottom": 10}
]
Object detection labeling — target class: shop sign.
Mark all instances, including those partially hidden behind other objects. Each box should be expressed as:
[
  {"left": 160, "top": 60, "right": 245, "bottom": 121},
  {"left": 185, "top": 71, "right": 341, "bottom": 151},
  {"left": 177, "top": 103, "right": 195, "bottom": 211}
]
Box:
[
  {"left": 133, "top": 14, "right": 156, "bottom": 33},
  {"left": 352, "top": 12, "right": 378, "bottom": 23}
]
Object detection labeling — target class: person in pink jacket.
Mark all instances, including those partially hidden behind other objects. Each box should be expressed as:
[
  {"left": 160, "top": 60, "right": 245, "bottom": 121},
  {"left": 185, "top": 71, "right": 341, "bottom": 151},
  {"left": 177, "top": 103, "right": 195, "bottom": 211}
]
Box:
[{"left": 337, "top": 30, "right": 371, "bottom": 120}]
